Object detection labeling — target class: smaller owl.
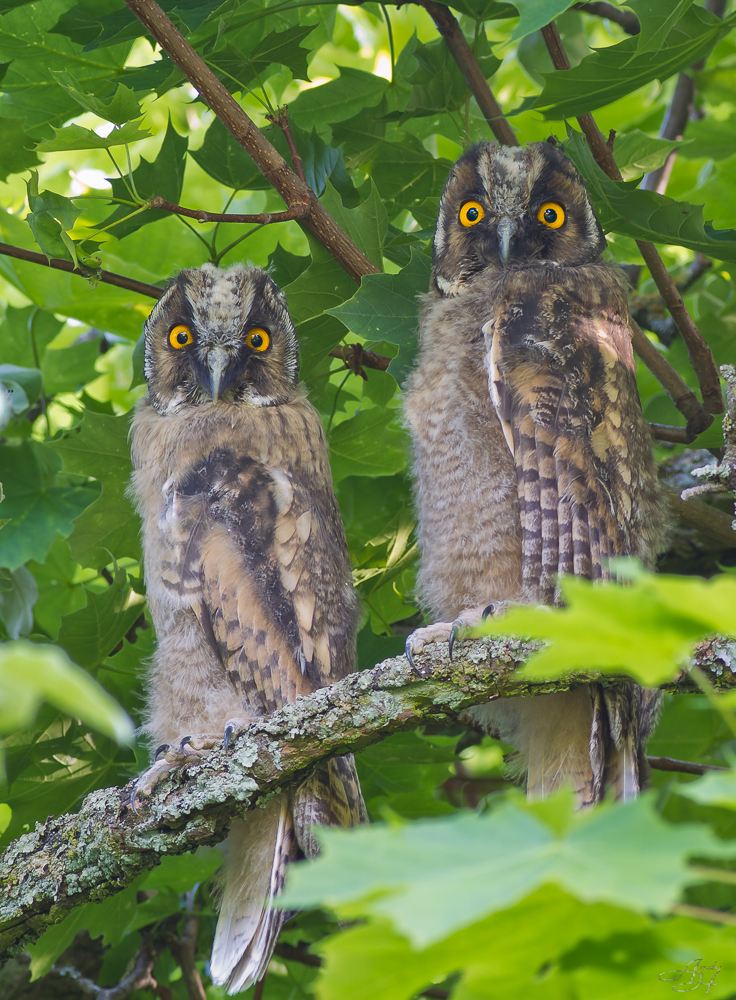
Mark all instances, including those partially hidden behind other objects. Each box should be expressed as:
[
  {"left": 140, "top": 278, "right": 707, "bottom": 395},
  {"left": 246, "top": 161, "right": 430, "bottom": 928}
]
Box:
[{"left": 130, "top": 263, "right": 366, "bottom": 993}]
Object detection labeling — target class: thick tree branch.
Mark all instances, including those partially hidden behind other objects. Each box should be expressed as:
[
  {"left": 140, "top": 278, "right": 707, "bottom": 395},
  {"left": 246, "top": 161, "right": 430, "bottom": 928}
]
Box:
[
  {"left": 540, "top": 21, "right": 723, "bottom": 430},
  {"left": 124, "top": 0, "right": 379, "bottom": 283},
  {"left": 0, "top": 242, "right": 164, "bottom": 300},
  {"left": 2, "top": 636, "right": 736, "bottom": 962},
  {"left": 411, "top": 0, "right": 519, "bottom": 147}
]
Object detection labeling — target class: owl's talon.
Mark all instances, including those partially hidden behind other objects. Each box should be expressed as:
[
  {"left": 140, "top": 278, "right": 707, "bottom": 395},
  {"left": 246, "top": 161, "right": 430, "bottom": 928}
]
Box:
[
  {"left": 129, "top": 784, "right": 140, "bottom": 814},
  {"left": 448, "top": 624, "right": 458, "bottom": 660},
  {"left": 153, "top": 743, "right": 170, "bottom": 761},
  {"left": 482, "top": 604, "right": 495, "bottom": 621},
  {"left": 180, "top": 736, "right": 192, "bottom": 752},
  {"left": 405, "top": 637, "right": 416, "bottom": 671},
  {"left": 224, "top": 724, "right": 235, "bottom": 753}
]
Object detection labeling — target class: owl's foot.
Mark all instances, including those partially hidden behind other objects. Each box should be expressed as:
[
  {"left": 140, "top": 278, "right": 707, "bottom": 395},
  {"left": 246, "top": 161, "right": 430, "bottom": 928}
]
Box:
[
  {"left": 405, "top": 605, "right": 500, "bottom": 674},
  {"left": 129, "top": 719, "right": 247, "bottom": 812}
]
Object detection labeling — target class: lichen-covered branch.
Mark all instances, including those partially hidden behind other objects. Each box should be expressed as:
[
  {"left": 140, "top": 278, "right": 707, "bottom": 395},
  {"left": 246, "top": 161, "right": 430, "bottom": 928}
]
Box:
[{"left": 2, "top": 636, "right": 736, "bottom": 962}]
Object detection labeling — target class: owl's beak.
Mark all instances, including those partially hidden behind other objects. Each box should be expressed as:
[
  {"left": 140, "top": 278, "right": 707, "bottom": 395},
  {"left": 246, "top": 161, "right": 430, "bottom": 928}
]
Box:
[
  {"left": 497, "top": 217, "right": 517, "bottom": 266},
  {"left": 205, "top": 347, "right": 230, "bottom": 401}
]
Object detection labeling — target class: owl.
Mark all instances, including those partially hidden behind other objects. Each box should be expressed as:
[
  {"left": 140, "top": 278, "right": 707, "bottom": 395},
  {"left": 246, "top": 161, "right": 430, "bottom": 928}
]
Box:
[
  {"left": 404, "top": 141, "right": 669, "bottom": 804},
  {"left": 129, "top": 263, "right": 366, "bottom": 993}
]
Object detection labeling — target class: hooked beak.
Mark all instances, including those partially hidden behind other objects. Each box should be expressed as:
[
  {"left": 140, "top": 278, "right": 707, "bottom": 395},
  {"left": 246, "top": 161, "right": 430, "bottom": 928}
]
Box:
[
  {"left": 497, "top": 217, "right": 517, "bottom": 266},
  {"left": 206, "top": 347, "right": 230, "bottom": 401}
]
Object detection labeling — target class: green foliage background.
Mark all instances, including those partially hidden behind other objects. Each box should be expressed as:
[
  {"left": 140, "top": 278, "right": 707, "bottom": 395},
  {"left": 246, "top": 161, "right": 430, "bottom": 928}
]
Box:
[{"left": 1, "top": 0, "right": 736, "bottom": 996}]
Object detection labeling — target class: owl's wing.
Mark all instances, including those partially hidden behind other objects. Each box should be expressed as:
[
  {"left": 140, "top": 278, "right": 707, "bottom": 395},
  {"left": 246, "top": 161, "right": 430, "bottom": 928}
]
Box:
[
  {"left": 484, "top": 277, "right": 656, "bottom": 603},
  {"left": 162, "top": 443, "right": 358, "bottom": 715}
]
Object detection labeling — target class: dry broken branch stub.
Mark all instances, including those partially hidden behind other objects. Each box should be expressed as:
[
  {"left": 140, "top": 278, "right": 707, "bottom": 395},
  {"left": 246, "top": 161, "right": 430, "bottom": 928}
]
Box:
[
  {"left": 124, "top": 0, "right": 379, "bottom": 284},
  {"left": 2, "top": 635, "right": 736, "bottom": 962}
]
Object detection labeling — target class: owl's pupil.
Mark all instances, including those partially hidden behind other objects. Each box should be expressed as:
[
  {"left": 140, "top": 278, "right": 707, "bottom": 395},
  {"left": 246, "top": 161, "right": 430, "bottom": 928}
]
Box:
[
  {"left": 250, "top": 333, "right": 263, "bottom": 348},
  {"left": 467, "top": 207, "right": 479, "bottom": 222},
  {"left": 176, "top": 330, "right": 189, "bottom": 345},
  {"left": 543, "top": 208, "right": 558, "bottom": 224}
]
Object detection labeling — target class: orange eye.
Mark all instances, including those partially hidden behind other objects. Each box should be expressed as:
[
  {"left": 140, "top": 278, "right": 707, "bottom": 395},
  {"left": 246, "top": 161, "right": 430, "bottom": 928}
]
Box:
[
  {"left": 459, "top": 201, "right": 485, "bottom": 227},
  {"left": 169, "top": 324, "right": 193, "bottom": 349},
  {"left": 246, "top": 328, "right": 270, "bottom": 352},
  {"left": 537, "top": 202, "right": 565, "bottom": 229}
]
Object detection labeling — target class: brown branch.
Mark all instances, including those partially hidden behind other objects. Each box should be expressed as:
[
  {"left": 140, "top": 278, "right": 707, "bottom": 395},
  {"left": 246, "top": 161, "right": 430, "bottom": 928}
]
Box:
[
  {"left": 572, "top": 2, "right": 639, "bottom": 34},
  {"left": 329, "top": 343, "right": 392, "bottom": 378},
  {"left": 412, "top": 0, "right": 519, "bottom": 147},
  {"left": 648, "top": 756, "right": 728, "bottom": 776},
  {"left": 166, "top": 914, "right": 206, "bottom": 1000},
  {"left": 540, "top": 21, "right": 722, "bottom": 431},
  {"left": 124, "top": 0, "right": 379, "bottom": 283},
  {"left": 665, "top": 484, "right": 736, "bottom": 549},
  {"left": 0, "top": 241, "right": 164, "bottom": 300},
  {"left": 630, "top": 320, "right": 704, "bottom": 439},
  {"left": 149, "top": 195, "right": 309, "bottom": 225}
]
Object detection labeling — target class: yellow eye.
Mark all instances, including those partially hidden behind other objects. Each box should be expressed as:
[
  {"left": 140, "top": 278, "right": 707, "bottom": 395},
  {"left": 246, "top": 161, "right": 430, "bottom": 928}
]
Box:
[
  {"left": 537, "top": 202, "right": 565, "bottom": 229},
  {"left": 169, "top": 324, "right": 193, "bottom": 349},
  {"left": 246, "top": 327, "right": 270, "bottom": 352},
  {"left": 459, "top": 201, "right": 485, "bottom": 227}
]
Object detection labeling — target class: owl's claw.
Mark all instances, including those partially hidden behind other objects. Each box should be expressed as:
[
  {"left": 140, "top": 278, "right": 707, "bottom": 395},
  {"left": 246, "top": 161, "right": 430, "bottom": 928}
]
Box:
[
  {"left": 224, "top": 723, "right": 235, "bottom": 753},
  {"left": 448, "top": 623, "right": 459, "bottom": 661},
  {"left": 404, "top": 637, "right": 416, "bottom": 671},
  {"left": 154, "top": 743, "right": 170, "bottom": 761}
]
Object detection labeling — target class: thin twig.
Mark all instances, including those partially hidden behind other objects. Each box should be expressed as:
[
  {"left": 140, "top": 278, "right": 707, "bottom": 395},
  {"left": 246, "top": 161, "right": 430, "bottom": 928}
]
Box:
[
  {"left": 53, "top": 929, "right": 165, "bottom": 999},
  {"left": 671, "top": 903, "right": 736, "bottom": 928},
  {"left": 149, "top": 195, "right": 309, "bottom": 225},
  {"left": 540, "top": 21, "right": 722, "bottom": 429},
  {"left": 412, "top": 0, "right": 519, "bottom": 147},
  {"left": 124, "top": 0, "right": 379, "bottom": 283},
  {"left": 572, "top": 1, "right": 639, "bottom": 34},
  {"left": 0, "top": 241, "right": 164, "bottom": 299},
  {"left": 647, "top": 756, "right": 728, "bottom": 776}
]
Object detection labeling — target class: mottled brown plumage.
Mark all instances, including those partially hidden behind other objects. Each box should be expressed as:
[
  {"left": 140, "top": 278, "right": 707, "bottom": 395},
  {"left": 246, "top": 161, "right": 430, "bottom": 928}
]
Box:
[
  {"left": 130, "top": 263, "right": 365, "bottom": 994},
  {"left": 405, "top": 141, "right": 669, "bottom": 805}
]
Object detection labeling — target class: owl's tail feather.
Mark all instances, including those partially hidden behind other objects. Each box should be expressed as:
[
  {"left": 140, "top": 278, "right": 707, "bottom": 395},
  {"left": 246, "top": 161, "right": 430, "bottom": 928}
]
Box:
[
  {"left": 472, "top": 684, "right": 660, "bottom": 807},
  {"left": 210, "top": 795, "right": 296, "bottom": 995}
]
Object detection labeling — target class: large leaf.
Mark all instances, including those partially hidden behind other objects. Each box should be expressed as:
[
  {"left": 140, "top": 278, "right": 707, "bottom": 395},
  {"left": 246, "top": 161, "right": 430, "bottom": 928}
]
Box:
[
  {"left": 287, "top": 67, "right": 386, "bottom": 131},
  {"left": 327, "top": 248, "right": 430, "bottom": 383},
  {"left": 481, "top": 565, "right": 736, "bottom": 686},
  {"left": 565, "top": 129, "right": 736, "bottom": 261},
  {"left": 0, "top": 638, "right": 133, "bottom": 742},
  {"left": 51, "top": 411, "right": 140, "bottom": 567},
  {"left": 56, "top": 563, "right": 145, "bottom": 669},
  {"left": 283, "top": 792, "right": 734, "bottom": 945},
  {"left": 527, "top": 5, "right": 730, "bottom": 121},
  {"left": 0, "top": 441, "right": 98, "bottom": 570},
  {"left": 328, "top": 407, "right": 407, "bottom": 484}
]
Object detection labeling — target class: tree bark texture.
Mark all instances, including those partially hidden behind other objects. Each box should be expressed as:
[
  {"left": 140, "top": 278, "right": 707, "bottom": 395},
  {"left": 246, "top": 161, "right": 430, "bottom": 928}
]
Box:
[{"left": 2, "top": 635, "right": 736, "bottom": 961}]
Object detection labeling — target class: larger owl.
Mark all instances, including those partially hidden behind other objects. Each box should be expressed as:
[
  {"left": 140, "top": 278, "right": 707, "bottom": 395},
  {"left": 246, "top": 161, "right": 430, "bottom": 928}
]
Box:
[
  {"left": 405, "top": 141, "right": 669, "bottom": 804},
  {"left": 129, "top": 263, "right": 366, "bottom": 993}
]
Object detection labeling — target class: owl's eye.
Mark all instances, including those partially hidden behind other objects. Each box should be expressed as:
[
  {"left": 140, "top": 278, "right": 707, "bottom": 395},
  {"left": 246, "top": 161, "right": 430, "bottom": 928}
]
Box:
[
  {"left": 246, "top": 327, "right": 270, "bottom": 352},
  {"left": 459, "top": 201, "right": 485, "bottom": 227},
  {"left": 537, "top": 202, "right": 566, "bottom": 229},
  {"left": 169, "top": 324, "right": 194, "bottom": 349}
]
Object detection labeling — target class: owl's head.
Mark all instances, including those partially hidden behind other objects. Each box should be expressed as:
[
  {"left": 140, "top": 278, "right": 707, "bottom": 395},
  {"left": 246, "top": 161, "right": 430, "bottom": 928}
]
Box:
[
  {"left": 142, "top": 263, "right": 299, "bottom": 414},
  {"left": 431, "top": 141, "right": 606, "bottom": 297}
]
